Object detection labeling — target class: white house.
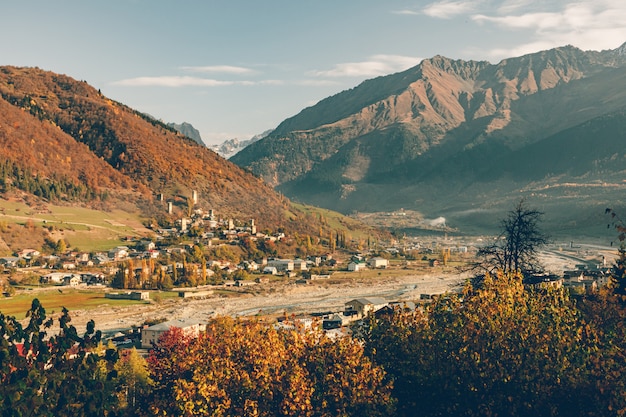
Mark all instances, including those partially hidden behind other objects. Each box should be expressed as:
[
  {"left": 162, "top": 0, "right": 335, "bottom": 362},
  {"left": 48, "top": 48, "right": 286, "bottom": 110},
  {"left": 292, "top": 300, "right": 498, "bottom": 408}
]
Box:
[
  {"left": 41, "top": 272, "right": 70, "bottom": 284},
  {"left": 17, "top": 249, "right": 40, "bottom": 259},
  {"left": 368, "top": 257, "right": 389, "bottom": 269},
  {"left": 63, "top": 274, "right": 82, "bottom": 286},
  {"left": 345, "top": 297, "right": 388, "bottom": 318},
  {"left": 263, "top": 266, "right": 278, "bottom": 275},
  {"left": 347, "top": 261, "right": 366, "bottom": 272},
  {"left": 108, "top": 246, "right": 129, "bottom": 261},
  {"left": 267, "top": 259, "right": 294, "bottom": 273}
]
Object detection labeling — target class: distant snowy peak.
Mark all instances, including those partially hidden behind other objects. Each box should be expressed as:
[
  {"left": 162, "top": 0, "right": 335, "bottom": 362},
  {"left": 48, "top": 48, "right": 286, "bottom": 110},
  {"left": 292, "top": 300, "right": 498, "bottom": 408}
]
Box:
[{"left": 209, "top": 129, "right": 273, "bottom": 159}]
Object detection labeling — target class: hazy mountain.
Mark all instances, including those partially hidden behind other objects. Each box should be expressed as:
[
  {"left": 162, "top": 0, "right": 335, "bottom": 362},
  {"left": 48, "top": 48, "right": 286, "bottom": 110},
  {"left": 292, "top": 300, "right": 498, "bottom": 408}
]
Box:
[
  {"left": 0, "top": 66, "right": 303, "bottom": 232},
  {"left": 209, "top": 130, "right": 273, "bottom": 159},
  {"left": 167, "top": 121, "right": 204, "bottom": 146},
  {"left": 230, "top": 43, "right": 626, "bottom": 237}
]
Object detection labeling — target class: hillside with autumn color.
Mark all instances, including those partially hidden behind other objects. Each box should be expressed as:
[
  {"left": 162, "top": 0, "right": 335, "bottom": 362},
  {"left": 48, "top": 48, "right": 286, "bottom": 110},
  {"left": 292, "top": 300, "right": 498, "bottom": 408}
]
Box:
[
  {"left": 231, "top": 43, "right": 626, "bottom": 238},
  {"left": 0, "top": 66, "right": 304, "bottom": 231}
]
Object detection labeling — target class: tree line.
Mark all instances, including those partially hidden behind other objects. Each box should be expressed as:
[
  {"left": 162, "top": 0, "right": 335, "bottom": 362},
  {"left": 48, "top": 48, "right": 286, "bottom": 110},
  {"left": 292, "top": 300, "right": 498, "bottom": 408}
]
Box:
[{"left": 0, "top": 158, "right": 104, "bottom": 202}]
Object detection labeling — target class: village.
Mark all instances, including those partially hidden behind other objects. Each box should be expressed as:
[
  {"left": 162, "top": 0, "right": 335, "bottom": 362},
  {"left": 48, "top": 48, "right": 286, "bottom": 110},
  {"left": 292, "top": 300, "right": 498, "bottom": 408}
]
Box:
[{"left": 0, "top": 194, "right": 617, "bottom": 352}]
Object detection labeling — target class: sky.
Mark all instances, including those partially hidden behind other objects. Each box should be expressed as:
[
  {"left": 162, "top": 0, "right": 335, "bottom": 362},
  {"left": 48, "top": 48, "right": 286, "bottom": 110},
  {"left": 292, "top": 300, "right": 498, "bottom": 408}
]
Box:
[{"left": 2, "top": 1, "right": 626, "bottom": 145}]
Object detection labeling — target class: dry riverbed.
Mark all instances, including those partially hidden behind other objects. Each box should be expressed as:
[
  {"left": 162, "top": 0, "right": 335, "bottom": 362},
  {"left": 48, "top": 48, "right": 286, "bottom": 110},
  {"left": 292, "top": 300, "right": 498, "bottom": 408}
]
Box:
[{"left": 67, "top": 270, "right": 467, "bottom": 335}]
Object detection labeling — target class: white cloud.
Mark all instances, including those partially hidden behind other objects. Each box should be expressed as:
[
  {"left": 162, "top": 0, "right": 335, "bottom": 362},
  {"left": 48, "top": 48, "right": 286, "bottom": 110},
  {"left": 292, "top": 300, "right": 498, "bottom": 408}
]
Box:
[
  {"left": 112, "top": 76, "right": 234, "bottom": 87},
  {"left": 392, "top": 9, "right": 420, "bottom": 15},
  {"left": 313, "top": 55, "right": 422, "bottom": 78},
  {"left": 470, "top": 0, "right": 626, "bottom": 59},
  {"left": 112, "top": 76, "right": 287, "bottom": 87},
  {"left": 422, "top": 0, "right": 482, "bottom": 19},
  {"left": 179, "top": 65, "right": 255, "bottom": 75}
]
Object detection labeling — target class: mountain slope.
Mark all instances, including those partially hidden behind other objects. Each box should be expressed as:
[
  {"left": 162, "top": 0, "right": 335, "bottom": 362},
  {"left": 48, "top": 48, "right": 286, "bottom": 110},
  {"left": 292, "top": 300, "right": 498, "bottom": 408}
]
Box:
[
  {"left": 0, "top": 66, "right": 295, "bottom": 230},
  {"left": 230, "top": 43, "right": 626, "bottom": 236},
  {"left": 232, "top": 45, "right": 619, "bottom": 186},
  {"left": 167, "top": 121, "right": 205, "bottom": 146}
]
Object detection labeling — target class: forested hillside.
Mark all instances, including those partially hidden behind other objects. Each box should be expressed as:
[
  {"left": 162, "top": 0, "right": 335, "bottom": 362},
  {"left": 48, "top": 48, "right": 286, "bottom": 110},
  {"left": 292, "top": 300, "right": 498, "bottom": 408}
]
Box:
[{"left": 0, "top": 66, "right": 311, "bottom": 233}]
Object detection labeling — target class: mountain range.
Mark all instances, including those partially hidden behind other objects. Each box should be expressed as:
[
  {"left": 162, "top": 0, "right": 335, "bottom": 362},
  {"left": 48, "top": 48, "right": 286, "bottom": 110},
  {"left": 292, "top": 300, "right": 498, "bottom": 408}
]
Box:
[{"left": 231, "top": 43, "right": 626, "bottom": 238}]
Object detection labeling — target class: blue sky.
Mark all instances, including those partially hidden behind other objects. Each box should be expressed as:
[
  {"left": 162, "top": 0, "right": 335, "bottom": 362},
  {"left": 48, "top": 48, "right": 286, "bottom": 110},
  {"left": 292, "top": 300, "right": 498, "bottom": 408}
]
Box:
[{"left": 2, "top": 0, "right": 625, "bottom": 145}]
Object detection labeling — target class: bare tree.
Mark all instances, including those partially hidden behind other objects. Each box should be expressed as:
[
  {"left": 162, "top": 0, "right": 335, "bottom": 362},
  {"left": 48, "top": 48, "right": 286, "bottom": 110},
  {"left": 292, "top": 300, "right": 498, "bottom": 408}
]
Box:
[
  {"left": 606, "top": 208, "right": 626, "bottom": 296},
  {"left": 477, "top": 199, "right": 550, "bottom": 275}
]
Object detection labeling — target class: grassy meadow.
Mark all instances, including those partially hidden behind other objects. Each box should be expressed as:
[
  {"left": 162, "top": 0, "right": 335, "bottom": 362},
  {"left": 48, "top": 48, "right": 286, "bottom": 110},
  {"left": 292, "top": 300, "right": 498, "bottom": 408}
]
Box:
[
  {"left": 0, "top": 199, "right": 150, "bottom": 252},
  {"left": 0, "top": 288, "right": 180, "bottom": 320}
]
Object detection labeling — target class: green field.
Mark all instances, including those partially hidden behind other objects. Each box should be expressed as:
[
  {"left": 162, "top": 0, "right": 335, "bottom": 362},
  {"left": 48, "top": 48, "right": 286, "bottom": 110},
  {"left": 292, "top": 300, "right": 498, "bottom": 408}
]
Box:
[
  {"left": 0, "top": 199, "right": 151, "bottom": 252},
  {"left": 0, "top": 288, "right": 176, "bottom": 320}
]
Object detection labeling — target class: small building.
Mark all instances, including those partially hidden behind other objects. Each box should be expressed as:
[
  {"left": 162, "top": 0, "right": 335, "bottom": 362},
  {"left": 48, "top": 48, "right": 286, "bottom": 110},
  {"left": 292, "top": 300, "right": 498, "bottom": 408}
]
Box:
[
  {"left": 63, "top": 274, "right": 82, "bottom": 286},
  {"left": 178, "top": 290, "right": 213, "bottom": 299},
  {"left": 267, "top": 259, "right": 294, "bottom": 273},
  {"left": 17, "top": 249, "right": 40, "bottom": 259},
  {"left": 322, "top": 314, "right": 344, "bottom": 330},
  {"left": 141, "top": 318, "right": 206, "bottom": 349},
  {"left": 375, "top": 301, "right": 417, "bottom": 316},
  {"left": 41, "top": 272, "right": 70, "bottom": 284},
  {"left": 368, "top": 257, "right": 389, "bottom": 269},
  {"left": 263, "top": 266, "right": 278, "bottom": 275},
  {"left": 347, "top": 261, "right": 366, "bottom": 272},
  {"left": 108, "top": 246, "right": 129, "bottom": 261},
  {"left": 345, "top": 297, "right": 387, "bottom": 318},
  {"left": 106, "top": 291, "right": 150, "bottom": 301},
  {"left": 0, "top": 257, "right": 20, "bottom": 268},
  {"left": 292, "top": 259, "right": 308, "bottom": 271}
]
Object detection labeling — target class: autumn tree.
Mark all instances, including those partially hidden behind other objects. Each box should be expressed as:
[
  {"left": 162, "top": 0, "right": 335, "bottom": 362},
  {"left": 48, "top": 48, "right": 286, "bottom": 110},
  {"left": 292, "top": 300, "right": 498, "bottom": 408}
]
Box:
[
  {"left": 0, "top": 299, "right": 122, "bottom": 416},
  {"left": 477, "top": 199, "right": 549, "bottom": 275},
  {"left": 142, "top": 326, "right": 196, "bottom": 416},
  {"left": 115, "top": 347, "right": 153, "bottom": 410},
  {"left": 361, "top": 273, "right": 609, "bottom": 417},
  {"left": 142, "top": 317, "right": 394, "bottom": 416}
]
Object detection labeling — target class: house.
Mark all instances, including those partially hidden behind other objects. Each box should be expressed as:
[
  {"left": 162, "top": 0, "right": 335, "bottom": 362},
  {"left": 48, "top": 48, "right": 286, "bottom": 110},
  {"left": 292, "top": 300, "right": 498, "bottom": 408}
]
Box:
[
  {"left": 0, "top": 257, "right": 20, "bottom": 268},
  {"left": 292, "top": 259, "right": 307, "bottom": 271},
  {"left": 263, "top": 266, "right": 278, "bottom": 275},
  {"left": 368, "top": 257, "right": 389, "bottom": 269},
  {"left": 523, "top": 273, "right": 563, "bottom": 289},
  {"left": 108, "top": 246, "right": 129, "bottom": 261},
  {"left": 92, "top": 254, "right": 110, "bottom": 265},
  {"left": 322, "top": 314, "right": 344, "bottom": 330},
  {"left": 267, "top": 259, "right": 294, "bottom": 273},
  {"left": 63, "top": 274, "right": 82, "bottom": 286},
  {"left": 81, "top": 273, "right": 105, "bottom": 285},
  {"left": 240, "top": 260, "right": 259, "bottom": 271},
  {"left": 375, "top": 301, "right": 417, "bottom": 317},
  {"left": 17, "top": 249, "right": 40, "bottom": 259},
  {"left": 61, "top": 261, "right": 77, "bottom": 270},
  {"left": 138, "top": 240, "right": 156, "bottom": 251},
  {"left": 141, "top": 318, "right": 206, "bottom": 349},
  {"left": 347, "top": 261, "right": 366, "bottom": 272},
  {"left": 345, "top": 297, "right": 388, "bottom": 318},
  {"left": 41, "top": 272, "right": 70, "bottom": 284}
]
